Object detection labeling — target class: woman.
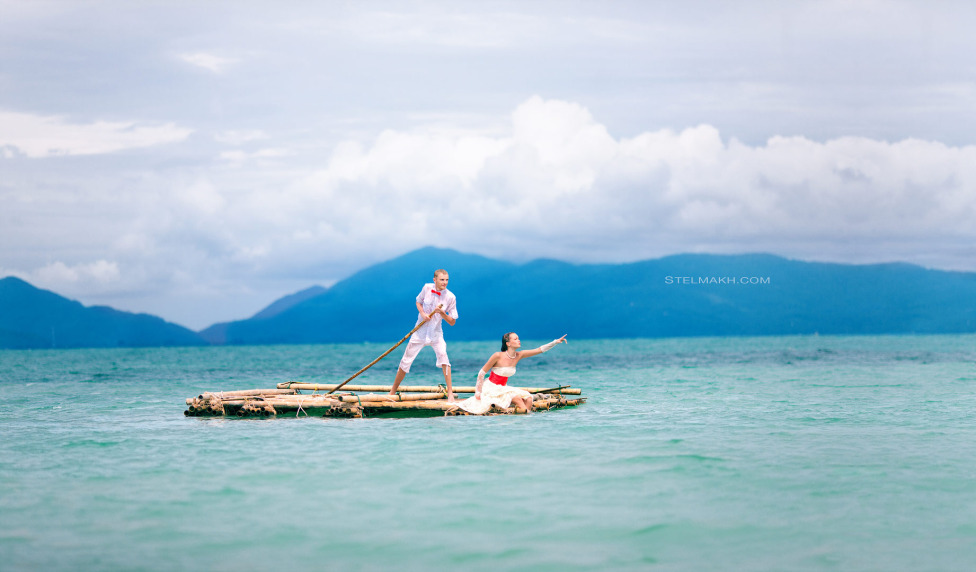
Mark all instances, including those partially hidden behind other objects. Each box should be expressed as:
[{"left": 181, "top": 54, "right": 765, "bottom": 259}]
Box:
[{"left": 457, "top": 333, "right": 567, "bottom": 415}]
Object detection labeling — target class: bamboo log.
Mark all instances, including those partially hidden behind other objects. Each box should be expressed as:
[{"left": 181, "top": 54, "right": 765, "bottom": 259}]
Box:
[
  {"left": 259, "top": 404, "right": 337, "bottom": 411},
  {"left": 199, "top": 388, "right": 296, "bottom": 398},
  {"left": 186, "top": 394, "right": 226, "bottom": 416},
  {"left": 186, "top": 396, "right": 340, "bottom": 408},
  {"left": 479, "top": 397, "right": 586, "bottom": 415},
  {"left": 237, "top": 401, "right": 277, "bottom": 417},
  {"left": 187, "top": 393, "right": 336, "bottom": 406},
  {"left": 233, "top": 400, "right": 341, "bottom": 415},
  {"left": 278, "top": 382, "right": 582, "bottom": 395},
  {"left": 536, "top": 397, "right": 585, "bottom": 408},
  {"left": 188, "top": 397, "right": 237, "bottom": 406},
  {"left": 356, "top": 400, "right": 462, "bottom": 411},
  {"left": 258, "top": 397, "right": 340, "bottom": 407},
  {"left": 336, "top": 392, "right": 449, "bottom": 402}
]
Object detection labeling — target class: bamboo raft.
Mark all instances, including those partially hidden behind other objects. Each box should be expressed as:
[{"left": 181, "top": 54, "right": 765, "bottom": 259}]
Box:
[
  {"left": 183, "top": 382, "right": 586, "bottom": 419},
  {"left": 184, "top": 315, "right": 583, "bottom": 419}
]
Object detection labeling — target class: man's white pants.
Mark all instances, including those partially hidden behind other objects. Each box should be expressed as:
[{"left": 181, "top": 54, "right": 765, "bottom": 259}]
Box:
[{"left": 398, "top": 338, "right": 450, "bottom": 373}]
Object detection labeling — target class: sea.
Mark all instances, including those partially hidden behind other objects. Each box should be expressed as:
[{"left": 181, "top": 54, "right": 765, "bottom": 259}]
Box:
[{"left": 2, "top": 334, "right": 975, "bottom": 571}]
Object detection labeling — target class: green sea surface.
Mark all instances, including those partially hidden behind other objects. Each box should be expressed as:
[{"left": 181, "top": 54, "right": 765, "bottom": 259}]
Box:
[{"left": 2, "top": 335, "right": 975, "bottom": 571}]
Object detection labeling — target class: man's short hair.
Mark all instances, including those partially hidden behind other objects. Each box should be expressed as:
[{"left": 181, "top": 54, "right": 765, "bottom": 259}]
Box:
[{"left": 433, "top": 269, "right": 448, "bottom": 278}]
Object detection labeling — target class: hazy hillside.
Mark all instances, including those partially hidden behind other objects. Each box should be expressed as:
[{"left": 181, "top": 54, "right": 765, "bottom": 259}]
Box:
[
  {"left": 0, "top": 277, "right": 207, "bottom": 349},
  {"left": 200, "top": 285, "right": 328, "bottom": 344}
]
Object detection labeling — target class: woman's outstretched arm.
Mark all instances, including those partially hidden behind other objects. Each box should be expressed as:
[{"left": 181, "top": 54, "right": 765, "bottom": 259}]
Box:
[{"left": 517, "top": 335, "right": 568, "bottom": 359}]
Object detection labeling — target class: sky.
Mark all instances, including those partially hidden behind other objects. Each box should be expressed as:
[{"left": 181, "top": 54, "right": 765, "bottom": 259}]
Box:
[{"left": 2, "top": 0, "right": 976, "bottom": 330}]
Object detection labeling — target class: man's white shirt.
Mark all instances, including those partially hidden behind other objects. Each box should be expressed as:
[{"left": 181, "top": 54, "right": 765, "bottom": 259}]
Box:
[{"left": 411, "top": 283, "right": 458, "bottom": 344}]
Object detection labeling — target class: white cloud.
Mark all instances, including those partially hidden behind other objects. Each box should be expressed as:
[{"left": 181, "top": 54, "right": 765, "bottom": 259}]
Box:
[
  {"left": 179, "top": 52, "right": 238, "bottom": 74},
  {"left": 218, "top": 148, "right": 289, "bottom": 167},
  {"left": 336, "top": 10, "right": 540, "bottom": 49},
  {"left": 214, "top": 130, "right": 269, "bottom": 145},
  {"left": 175, "top": 180, "right": 225, "bottom": 215},
  {"left": 0, "top": 111, "right": 192, "bottom": 158},
  {"left": 34, "top": 260, "right": 121, "bottom": 286},
  {"left": 286, "top": 96, "right": 976, "bottom": 265},
  {"left": 94, "top": 95, "right": 966, "bottom": 278},
  {"left": 319, "top": 129, "right": 510, "bottom": 190}
]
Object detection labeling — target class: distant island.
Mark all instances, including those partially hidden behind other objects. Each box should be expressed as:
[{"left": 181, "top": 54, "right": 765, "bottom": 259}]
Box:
[{"left": 3, "top": 246, "right": 976, "bottom": 349}]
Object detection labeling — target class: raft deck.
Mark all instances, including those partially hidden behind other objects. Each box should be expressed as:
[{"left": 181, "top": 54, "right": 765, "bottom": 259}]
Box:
[{"left": 184, "top": 382, "right": 585, "bottom": 419}]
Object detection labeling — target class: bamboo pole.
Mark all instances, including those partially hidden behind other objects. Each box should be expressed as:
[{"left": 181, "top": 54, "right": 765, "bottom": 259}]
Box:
[
  {"left": 278, "top": 382, "right": 582, "bottom": 395},
  {"left": 528, "top": 385, "right": 570, "bottom": 394},
  {"left": 326, "top": 304, "right": 443, "bottom": 395}
]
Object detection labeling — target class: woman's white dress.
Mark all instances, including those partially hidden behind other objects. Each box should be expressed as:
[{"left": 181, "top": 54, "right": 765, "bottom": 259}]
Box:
[{"left": 456, "top": 366, "right": 531, "bottom": 415}]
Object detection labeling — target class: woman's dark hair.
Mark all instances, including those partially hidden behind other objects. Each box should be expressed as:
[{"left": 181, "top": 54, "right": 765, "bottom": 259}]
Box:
[{"left": 501, "top": 332, "right": 515, "bottom": 352}]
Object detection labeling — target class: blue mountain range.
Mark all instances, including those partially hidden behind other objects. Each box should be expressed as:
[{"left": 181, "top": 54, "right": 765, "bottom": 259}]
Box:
[
  {"left": 3, "top": 247, "right": 975, "bottom": 349},
  {"left": 0, "top": 276, "right": 206, "bottom": 349},
  {"left": 200, "top": 247, "right": 976, "bottom": 344}
]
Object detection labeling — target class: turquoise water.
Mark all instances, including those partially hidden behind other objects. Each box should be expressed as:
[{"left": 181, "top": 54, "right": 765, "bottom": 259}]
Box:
[{"left": 2, "top": 335, "right": 976, "bottom": 571}]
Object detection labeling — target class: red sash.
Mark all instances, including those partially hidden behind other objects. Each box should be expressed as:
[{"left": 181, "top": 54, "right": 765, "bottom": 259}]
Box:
[{"left": 488, "top": 371, "right": 509, "bottom": 386}]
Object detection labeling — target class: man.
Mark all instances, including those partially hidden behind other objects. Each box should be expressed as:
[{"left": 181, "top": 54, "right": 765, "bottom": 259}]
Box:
[{"left": 389, "top": 269, "right": 459, "bottom": 401}]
